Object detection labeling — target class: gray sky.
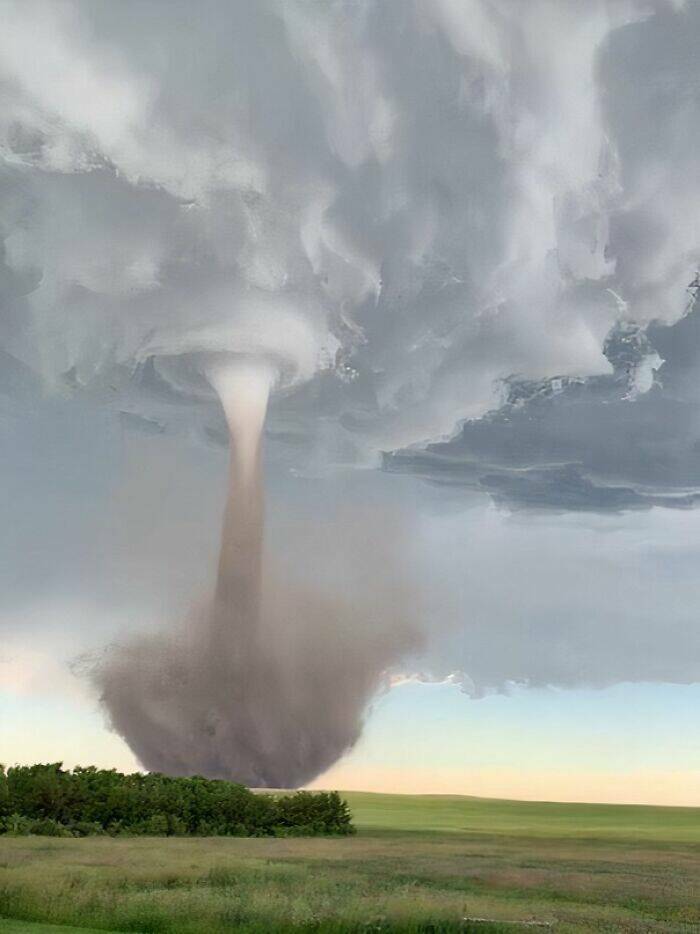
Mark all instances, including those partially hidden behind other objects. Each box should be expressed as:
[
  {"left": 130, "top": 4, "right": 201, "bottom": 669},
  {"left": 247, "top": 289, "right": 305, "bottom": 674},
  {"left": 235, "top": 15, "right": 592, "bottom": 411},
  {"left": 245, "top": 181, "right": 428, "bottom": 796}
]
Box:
[{"left": 2, "top": 0, "right": 700, "bottom": 728}]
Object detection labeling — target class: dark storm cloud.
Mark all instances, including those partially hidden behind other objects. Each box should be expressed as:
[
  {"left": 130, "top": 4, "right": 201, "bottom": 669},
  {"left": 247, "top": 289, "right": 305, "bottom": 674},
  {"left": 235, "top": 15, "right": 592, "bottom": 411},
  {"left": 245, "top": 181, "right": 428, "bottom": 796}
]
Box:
[
  {"left": 380, "top": 1, "right": 700, "bottom": 513},
  {"left": 385, "top": 299, "right": 700, "bottom": 511}
]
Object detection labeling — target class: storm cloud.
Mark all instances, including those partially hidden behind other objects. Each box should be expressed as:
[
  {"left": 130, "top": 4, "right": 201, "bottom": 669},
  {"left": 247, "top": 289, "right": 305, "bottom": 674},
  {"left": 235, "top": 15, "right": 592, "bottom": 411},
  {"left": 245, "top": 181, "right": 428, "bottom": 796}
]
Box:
[
  {"left": 3, "top": 0, "right": 699, "bottom": 464},
  {"left": 3, "top": 0, "right": 700, "bottom": 773},
  {"left": 385, "top": 295, "right": 700, "bottom": 511}
]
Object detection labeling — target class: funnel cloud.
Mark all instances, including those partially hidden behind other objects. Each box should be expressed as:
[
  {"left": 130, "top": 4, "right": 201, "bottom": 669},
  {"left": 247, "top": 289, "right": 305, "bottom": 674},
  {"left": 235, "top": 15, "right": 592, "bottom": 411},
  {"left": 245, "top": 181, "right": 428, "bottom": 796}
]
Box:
[{"left": 96, "top": 354, "right": 419, "bottom": 786}]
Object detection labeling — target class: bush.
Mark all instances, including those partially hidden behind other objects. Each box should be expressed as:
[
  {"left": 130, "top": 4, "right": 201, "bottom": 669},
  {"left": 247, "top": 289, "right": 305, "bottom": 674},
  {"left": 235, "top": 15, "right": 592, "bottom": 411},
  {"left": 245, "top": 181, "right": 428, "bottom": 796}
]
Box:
[
  {"left": 0, "top": 763, "right": 354, "bottom": 838},
  {"left": 70, "top": 820, "right": 106, "bottom": 837},
  {"left": 28, "top": 817, "right": 73, "bottom": 837},
  {"left": 0, "top": 812, "right": 34, "bottom": 835}
]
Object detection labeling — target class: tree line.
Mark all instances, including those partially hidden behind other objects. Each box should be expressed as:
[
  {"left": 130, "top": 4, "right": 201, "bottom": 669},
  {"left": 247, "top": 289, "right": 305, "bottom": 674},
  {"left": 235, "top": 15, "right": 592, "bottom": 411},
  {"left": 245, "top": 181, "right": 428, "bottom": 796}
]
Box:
[{"left": 0, "top": 763, "right": 355, "bottom": 837}]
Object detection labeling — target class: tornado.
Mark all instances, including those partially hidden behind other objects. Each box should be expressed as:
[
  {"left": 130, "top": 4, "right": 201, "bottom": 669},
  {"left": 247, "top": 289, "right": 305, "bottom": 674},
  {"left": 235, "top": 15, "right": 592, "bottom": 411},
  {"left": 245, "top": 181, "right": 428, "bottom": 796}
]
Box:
[{"left": 95, "top": 350, "right": 420, "bottom": 787}]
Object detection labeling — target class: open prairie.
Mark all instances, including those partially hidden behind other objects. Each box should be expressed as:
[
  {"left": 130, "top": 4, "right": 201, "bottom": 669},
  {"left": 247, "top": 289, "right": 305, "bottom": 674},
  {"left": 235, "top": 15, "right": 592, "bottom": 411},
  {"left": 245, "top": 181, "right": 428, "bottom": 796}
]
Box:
[{"left": 1, "top": 791, "right": 700, "bottom": 933}]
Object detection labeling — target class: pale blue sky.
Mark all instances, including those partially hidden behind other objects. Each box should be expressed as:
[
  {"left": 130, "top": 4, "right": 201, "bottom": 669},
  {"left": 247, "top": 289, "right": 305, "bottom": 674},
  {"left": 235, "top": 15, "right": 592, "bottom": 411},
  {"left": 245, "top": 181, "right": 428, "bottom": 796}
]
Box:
[{"left": 4, "top": 679, "right": 700, "bottom": 804}]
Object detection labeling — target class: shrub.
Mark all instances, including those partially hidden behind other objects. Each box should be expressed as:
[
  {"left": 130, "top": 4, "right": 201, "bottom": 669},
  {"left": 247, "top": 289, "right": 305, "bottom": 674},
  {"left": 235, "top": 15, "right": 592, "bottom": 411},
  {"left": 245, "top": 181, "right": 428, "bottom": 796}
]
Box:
[
  {"left": 0, "top": 813, "right": 33, "bottom": 836},
  {"left": 0, "top": 763, "right": 354, "bottom": 838},
  {"left": 70, "top": 820, "right": 106, "bottom": 837},
  {"left": 28, "top": 818, "right": 73, "bottom": 837},
  {"left": 142, "top": 813, "right": 169, "bottom": 836}
]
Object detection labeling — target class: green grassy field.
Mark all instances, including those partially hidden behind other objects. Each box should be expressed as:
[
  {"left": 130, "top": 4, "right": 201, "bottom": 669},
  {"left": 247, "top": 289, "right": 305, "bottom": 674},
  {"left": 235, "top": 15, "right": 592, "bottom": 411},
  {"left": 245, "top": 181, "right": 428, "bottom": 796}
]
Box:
[{"left": 1, "top": 791, "right": 700, "bottom": 933}]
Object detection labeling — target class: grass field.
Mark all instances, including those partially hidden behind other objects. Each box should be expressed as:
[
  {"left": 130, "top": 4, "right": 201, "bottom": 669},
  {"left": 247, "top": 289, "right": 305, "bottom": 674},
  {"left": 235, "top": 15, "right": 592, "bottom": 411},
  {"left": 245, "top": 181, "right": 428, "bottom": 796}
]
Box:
[{"left": 1, "top": 791, "right": 700, "bottom": 933}]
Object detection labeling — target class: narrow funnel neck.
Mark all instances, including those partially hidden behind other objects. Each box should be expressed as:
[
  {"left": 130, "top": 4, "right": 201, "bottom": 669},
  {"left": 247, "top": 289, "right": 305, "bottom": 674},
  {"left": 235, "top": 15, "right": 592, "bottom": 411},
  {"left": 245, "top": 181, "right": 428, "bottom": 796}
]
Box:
[{"left": 205, "top": 357, "right": 276, "bottom": 653}]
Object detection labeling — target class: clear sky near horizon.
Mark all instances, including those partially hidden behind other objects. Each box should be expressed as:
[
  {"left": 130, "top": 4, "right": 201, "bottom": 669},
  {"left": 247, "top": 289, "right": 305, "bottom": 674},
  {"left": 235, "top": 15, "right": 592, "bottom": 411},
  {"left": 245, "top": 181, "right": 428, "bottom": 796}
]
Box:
[
  {"left": 4, "top": 676, "right": 700, "bottom": 806},
  {"left": 2, "top": 0, "right": 700, "bottom": 805}
]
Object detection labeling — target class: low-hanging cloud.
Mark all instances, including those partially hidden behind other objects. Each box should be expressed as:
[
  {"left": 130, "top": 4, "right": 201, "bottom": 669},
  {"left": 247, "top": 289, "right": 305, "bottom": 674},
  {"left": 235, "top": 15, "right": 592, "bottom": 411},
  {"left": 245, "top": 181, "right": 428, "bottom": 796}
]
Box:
[{"left": 385, "top": 295, "right": 700, "bottom": 512}]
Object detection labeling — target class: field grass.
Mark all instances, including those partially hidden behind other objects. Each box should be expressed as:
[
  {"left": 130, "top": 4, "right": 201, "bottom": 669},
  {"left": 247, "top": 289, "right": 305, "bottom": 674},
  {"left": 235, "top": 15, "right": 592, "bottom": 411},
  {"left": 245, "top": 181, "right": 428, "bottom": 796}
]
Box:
[
  {"left": 346, "top": 791, "right": 700, "bottom": 842},
  {"left": 0, "top": 922, "right": 108, "bottom": 933},
  {"left": 1, "top": 791, "right": 700, "bottom": 933}
]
